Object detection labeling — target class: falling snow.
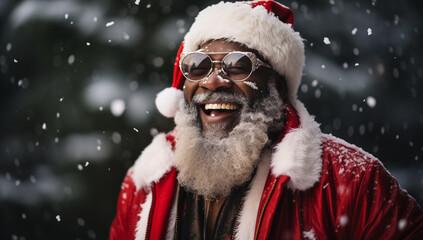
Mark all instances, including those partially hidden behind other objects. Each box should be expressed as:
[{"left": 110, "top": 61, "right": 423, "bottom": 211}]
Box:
[
  {"left": 77, "top": 218, "right": 85, "bottom": 226},
  {"left": 244, "top": 81, "right": 258, "bottom": 90},
  {"left": 150, "top": 128, "right": 158, "bottom": 136},
  {"left": 342, "top": 62, "right": 348, "bottom": 69},
  {"left": 366, "top": 96, "right": 377, "bottom": 108},
  {"left": 56, "top": 215, "right": 61, "bottom": 222},
  {"left": 353, "top": 48, "right": 359, "bottom": 56},
  {"left": 110, "top": 99, "right": 126, "bottom": 117},
  {"left": 303, "top": 229, "right": 316, "bottom": 240},
  {"left": 30, "top": 175, "right": 36, "bottom": 183},
  {"left": 323, "top": 37, "right": 331, "bottom": 45},
  {"left": 340, "top": 215, "right": 348, "bottom": 226},
  {"left": 367, "top": 28, "right": 372, "bottom": 35},
  {"left": 112, "top": 132, "right": 122, "bottom": 143},
  {"left": 398, "top": 219, "right": 407, "bottom": 231},
  {"left": 394, "top": 15, "right": 399, "bottom": 25},
  {"left": 68, "top": 55, "right": 75, "bottom": 65},
  {"left": 351, "top": 28, "right": 358, "bottom": 35},
  {"left": 106, "top": 21, "right": 115, "bottom": 27},
  {"left": 6, "top": 42, "right": 12, "bottom": 51},
  {"left": 217, "top": 74, "right": 230, "bottom": 83}
]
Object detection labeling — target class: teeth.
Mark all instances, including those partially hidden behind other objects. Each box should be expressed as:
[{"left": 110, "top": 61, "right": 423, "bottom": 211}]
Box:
[{"left": 204, "top": 103, "right": 238, "bottom": 110}]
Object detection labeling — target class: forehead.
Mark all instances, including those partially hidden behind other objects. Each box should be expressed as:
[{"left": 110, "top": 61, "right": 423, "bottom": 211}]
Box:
[
  {"left": 198, "top": 39, "right": 267, "bottom": 63},
  {"left": 199, "top": 39, "right": 250, "bottom": 53}
]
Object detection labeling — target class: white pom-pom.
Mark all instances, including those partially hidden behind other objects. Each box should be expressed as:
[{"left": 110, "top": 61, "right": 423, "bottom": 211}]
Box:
[{"left": 155, "top": 87, "right": 184, "bottom": 118}]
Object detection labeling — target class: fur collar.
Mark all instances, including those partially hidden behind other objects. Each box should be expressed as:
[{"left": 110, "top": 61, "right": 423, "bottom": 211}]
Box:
[
  {"left": 270, "top": 100, "right": 323, "bottom": 190},
  {"left": 131, "top": 133, "right": 175, "bottom": 191},
  {"left": 131, "top": 99, "right": 323, "bottom": 191}
]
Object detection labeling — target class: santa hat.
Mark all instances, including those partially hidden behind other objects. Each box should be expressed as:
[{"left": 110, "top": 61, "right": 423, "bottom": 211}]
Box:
[{"left": 155, "top": 0, "right": 305, "bottom": 118}]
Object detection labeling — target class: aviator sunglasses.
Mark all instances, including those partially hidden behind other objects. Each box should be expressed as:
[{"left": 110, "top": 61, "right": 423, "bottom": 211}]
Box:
[{"left": 179, "top": 51, "right": 272, "bottom": 82}]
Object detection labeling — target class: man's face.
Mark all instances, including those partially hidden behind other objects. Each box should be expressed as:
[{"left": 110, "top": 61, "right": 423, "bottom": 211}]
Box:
[
  {"left": 175, "top": 40, "right": 286, "bottom": 197},
  {"left": 183, "top": 39, "right": 276, "bottom": 133}
]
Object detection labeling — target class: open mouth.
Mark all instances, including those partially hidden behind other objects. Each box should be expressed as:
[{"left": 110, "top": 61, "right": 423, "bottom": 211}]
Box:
[
  {"left": 197, "top": 101, "right": 243, "bottom": 131},
  {"left": 200, "top": 103, "right": 240, "bottom": 116}
]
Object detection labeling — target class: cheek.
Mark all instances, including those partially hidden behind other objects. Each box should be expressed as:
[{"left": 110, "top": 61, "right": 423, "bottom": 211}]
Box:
[
  {"left": 236, "top": 78, "right": 267, "bottom": 102},
  {"left": 183, "top": 82, "right": 197, "bottom": 103}
]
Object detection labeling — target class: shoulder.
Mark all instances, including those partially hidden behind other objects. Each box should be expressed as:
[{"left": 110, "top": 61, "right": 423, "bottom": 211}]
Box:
[
  {"left": 321, "top": 134, "right": 380, "bottom": 183},
  {"left": 317, "top": 134, "right": 401, "bottom": 212},
  {"left": 130, "top": 133, "right": 175, "bottom": 191},
  {"left": 314, "top": 134, "right": 423, "bottom": 239}
]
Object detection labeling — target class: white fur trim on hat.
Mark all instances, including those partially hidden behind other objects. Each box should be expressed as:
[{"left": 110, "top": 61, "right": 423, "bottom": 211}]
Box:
[
  {"left": 155, "top": 87, "right": 184, "bottom": 118},
  {"left": 183, "top": 1, "right": 305, "bottom": 101}
]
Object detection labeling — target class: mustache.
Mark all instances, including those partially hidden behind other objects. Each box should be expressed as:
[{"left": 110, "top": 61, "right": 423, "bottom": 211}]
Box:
[{"left": 191, "top": 92, "right": 248, "bottom": 105}]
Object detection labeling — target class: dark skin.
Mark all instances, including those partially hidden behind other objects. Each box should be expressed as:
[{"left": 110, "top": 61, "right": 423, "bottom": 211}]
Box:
[
  {"left": 183, "top": 39, "right": 287, "bottom": 238},
  {"left": 184, "top": 39, "right": 287, "bottom": 133}
]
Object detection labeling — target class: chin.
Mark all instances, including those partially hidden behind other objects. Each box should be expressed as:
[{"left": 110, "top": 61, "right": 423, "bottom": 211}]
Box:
[{"left": 173, "top": 79, "right": 285, "bottom": 197}]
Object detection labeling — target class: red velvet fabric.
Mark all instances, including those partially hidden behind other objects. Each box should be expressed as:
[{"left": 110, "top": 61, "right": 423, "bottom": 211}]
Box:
[
  {"left": 109, "top": 171, "right": 146, "bottom": 240},
  {"left": 149, "top": 169, "right": 178, "bottom": 239},
  {"left": 171, "top": 42, "right": 185, "bottom": 90},
  {"left": 250, "top": 0, "right": 294, "bottom": 28},
  {"left": 109, "top": 105, "right": 423, "bottom": 239}
]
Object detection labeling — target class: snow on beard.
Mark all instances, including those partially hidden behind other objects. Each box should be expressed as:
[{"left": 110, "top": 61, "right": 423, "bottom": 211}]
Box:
[{"left": 174, "top": 78, "right": 285, "bottom": 199}]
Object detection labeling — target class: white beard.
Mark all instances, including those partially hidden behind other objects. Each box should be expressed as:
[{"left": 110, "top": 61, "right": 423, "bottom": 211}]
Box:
[{"left": 173, "top": 80, "right": 285, "bottom": 198}]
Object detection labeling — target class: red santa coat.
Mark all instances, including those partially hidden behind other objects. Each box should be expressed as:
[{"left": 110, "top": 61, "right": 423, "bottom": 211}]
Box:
[{"left": 109, "top": 101, "right": 423, "bottom": 240}]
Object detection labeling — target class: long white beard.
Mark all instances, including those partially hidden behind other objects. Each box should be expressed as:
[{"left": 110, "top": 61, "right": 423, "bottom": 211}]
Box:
[{"left": 174, "top": 80, "right": 285, "bottom": 198}]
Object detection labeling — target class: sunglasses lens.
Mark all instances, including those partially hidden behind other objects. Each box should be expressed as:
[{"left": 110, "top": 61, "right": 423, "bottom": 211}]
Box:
[
  {"left": 181, "top": 53, "right": 212, "bottom": 80},
  {"left": 222, "top": 53, "right": 253, "bottom": 81}
]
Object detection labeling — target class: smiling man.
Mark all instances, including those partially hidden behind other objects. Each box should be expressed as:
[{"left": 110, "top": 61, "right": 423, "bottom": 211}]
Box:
[{"left": 109, "top": 1, "right": 423, "bottom": 240}]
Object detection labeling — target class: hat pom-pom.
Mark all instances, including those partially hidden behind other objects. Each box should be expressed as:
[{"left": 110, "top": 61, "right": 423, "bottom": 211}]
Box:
[{"left": 155, "top": 87, "right": 184, "bottom": 118}]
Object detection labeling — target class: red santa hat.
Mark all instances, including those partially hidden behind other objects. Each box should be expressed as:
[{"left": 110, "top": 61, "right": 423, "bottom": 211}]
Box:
[{"left": 155, "top": 0, "right": 305, "bottom": 118}]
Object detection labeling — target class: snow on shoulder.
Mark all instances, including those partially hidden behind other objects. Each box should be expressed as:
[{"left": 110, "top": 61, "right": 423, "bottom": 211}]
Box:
[{"left": 322, "top": 134, "right": 379, "bottom": 181}]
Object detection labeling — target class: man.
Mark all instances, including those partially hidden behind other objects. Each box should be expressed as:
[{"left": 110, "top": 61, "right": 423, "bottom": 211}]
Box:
[{"left": 109, "top": 1, "right": 423, "bottom": 239}]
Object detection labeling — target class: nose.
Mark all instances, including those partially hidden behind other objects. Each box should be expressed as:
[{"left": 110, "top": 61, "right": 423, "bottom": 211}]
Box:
[{"left": 198, "top": 68, "right": 233, "bottom": 91}]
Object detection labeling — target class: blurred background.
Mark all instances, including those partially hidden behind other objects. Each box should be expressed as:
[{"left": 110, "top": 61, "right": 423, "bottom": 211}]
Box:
[{"left": 1, "top": 0, "right": 422, "bottom": 239}]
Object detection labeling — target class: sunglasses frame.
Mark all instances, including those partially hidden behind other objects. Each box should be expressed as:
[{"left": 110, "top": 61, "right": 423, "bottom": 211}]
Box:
[{"left": 179, "top": 51, "right": 272, "bottom": 82}]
